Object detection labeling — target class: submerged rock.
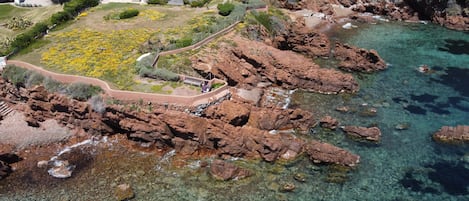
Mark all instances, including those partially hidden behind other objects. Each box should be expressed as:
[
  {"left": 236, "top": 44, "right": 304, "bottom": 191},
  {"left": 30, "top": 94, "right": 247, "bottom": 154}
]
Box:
[
  {"left": 319, "top": 116, "right": 339, "bottom": 130},
  {"left": 0, "top": 153, "right": 21, "bottom": 180},
  {"left": 395, "top": 122, "right": 411, "bottom": 130},
  {"left": 433, "top": 125, "right": 469, "bottom": 143},
  {"left": 115, "top": 183, "right": 135, "bottom": 201},
  {"left": 47, "top": 160, "right": 75, "bottom": 179},
  {"left": 209, "top": 159, "right": 252, "bottom": 181},
  {"left": 0, "top": 160, "right": 12, "bottom": 180},
  {"left": 280, "top": 182, "right": 296, "bottom": 192},
  {"left": 293, "top": 173, "right": 307, "bottom": 182},
  {"left": 342, "top": 126, "right": 381, "bottom": 142}
]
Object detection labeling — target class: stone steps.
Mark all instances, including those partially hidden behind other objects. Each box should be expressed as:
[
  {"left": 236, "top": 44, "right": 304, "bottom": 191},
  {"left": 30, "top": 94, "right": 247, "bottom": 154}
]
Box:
[{"left": 0, "top": 101, "right": 13, "bottom": 118}]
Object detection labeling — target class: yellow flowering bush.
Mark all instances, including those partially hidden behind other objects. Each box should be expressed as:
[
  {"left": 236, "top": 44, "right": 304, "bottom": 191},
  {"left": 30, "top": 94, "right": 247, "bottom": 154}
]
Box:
[
  {"left": 139, "top": 9, "right": 165, "bottom": 21},
  {"left": 41, "top": 28, "right": 153, "bottom": 89},
  {"left": 78, "top": 12, "right": 88, "bottom": 17}
]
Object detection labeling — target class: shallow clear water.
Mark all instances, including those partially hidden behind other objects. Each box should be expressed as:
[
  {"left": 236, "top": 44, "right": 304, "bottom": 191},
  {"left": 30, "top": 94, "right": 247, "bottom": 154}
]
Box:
[{"left": 1, "top": 22, "right": 468, "bottom": 201}]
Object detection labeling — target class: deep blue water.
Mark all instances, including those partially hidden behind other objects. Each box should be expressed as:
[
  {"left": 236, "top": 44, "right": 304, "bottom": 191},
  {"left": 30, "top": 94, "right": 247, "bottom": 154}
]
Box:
[{"left": 1, "top": 22, "right": 468, "bottom": 201}]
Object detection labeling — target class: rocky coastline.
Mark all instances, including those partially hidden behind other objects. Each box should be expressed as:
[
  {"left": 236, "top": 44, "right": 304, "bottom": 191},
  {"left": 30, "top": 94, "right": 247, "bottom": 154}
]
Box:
[
  {"left": 1, "top": 2, "right": 467, "bottom": 199},
  {"left": 0, "top": 0, "right": 393, "bottom": 184},
  {"left": 277, "top": 0, "right": 468, "bottom": 31}
]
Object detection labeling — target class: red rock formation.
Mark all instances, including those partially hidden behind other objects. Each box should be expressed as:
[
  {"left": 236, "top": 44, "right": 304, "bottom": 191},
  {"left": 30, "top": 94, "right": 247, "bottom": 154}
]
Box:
[
  {"left": 204, "top": 100, "right": 315, "bottom": 132},
  {"left": 304, "top": 140, "right": 360, "bottom": 167},
  {"left": 210, "top": 159, "right": 252, "bottom": 181},
  {"left": 277, "top": 0, "right": 336, "bottom": 14},
  {"left": 192, "top": 36, "right": 359, "bottom": 94},
  {"left": 342, "top": 126, "right": 381, "bottom": 142},
  {"left": 203, "top": 101, "right": 251, "bottom": 126},
  {"left": 320, "top": 116, "right": 339, "bottom": 130},
  {"left": 334, "top": 42, "right": 387, "bottom": 72},
  {"left": 433, "top": 125, "right": 469, "bottom": 143},
  {"left": 0, "top": 79, "right": 360, "bottom": 166},
  {"left": 273, "top": 24, "right": 331, "bottom": 58}
]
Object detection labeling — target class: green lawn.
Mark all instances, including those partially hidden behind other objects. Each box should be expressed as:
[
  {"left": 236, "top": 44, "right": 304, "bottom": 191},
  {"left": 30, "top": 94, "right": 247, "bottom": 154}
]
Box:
[{"left": 0, "top": 4, "right": 28, "bottom": 20}]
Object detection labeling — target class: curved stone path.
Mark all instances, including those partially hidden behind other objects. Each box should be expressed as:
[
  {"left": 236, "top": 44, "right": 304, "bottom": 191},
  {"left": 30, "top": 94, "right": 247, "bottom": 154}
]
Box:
[{"left": 6, "top": 60, "right": 230, "bottom": 106}]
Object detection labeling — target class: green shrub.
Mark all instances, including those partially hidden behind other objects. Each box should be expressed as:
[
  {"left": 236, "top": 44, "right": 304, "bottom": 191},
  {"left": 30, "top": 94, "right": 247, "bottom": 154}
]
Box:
[
  {"left": 25, "top": 72, "right": 45, "bottom": 87},
  {"left": 43, "top": 77, "right": 63, "bottom": 92},
  {"left": 65, "top": 82, "right": 102, "bottom": 101},
  {"left": 211, "top": 82, "right": 224, "bottom": 89},
  {"left": 51, "top": 11, "right": 72, "bottom": 25},
  {"left": 217, "top": 3, "right": 235, "bottom": 16},
  {"left": 1, "top": 65, "right": 29, "bottom": 86},
  {"left": 139, "top": 67, "right": 179, "bottom": 81},
  {"left": 119, "top": 9, "right": 139, "bottom": 19},
  {"left": 190, "top": 0, "right": 210, "bottom": 7},
  {"left": 175, "top": 37, "right": 192, "bottom": 48},
  {"left": 64, "top": 0, "right": 99, "bottom": 16},
  {"left": 9, "top": 22, "right": 48, "bottom": 51},
  {"left": 147, "top": 0, "right": 167, "bottom": 4}
]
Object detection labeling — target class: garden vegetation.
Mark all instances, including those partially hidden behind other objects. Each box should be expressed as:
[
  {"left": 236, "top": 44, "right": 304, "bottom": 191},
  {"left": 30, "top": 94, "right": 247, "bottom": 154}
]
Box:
[
  {"left": 2, "top": 65, "right": 102, "bottom": 100},
  {"left": 41, "top": 28, "right": 153, "bottom": 89},
  {"left": 217, "top": 2, "right": 235, "bottom": 16},
  {"left": 118, "top": 8, "right": 139, "bottom": 19}
]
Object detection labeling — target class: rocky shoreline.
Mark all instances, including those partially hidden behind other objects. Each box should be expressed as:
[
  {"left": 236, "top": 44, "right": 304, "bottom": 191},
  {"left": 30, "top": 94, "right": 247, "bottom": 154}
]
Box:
[
  {"left": 277, "top": 0, "right": 468, "bottom": 31},
  {"left": 1, "top": 1, "right": 467, "bottom": 197}
]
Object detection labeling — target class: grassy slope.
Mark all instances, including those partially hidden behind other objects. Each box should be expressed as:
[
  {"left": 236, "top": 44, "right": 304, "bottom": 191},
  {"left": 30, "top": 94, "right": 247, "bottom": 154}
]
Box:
[{"left": 0, "top": 4, "right": 62, "bottom": 38}]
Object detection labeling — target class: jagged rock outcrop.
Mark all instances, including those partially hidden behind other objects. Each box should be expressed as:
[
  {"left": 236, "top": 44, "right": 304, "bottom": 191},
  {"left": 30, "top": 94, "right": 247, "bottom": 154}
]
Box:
[
  {"left": 278, "top": 0, "right": 467, "bottom": 31},
  {"left": 352, "top": 1, "right": 419, "bottom": 21},
  {"left": 192, "top": 36, "right": 359, "bottom": 94},
  {"left": 273, "top": 24, "right": 331, "bottom": 58},
  {"left": 304, "top": 140, "right": 360, "bottom": 167},
  {"left": 0, "top": 79, "right": 360, "bottom": 166},
  {"left": 204, "top": 101, "right": 251, "bottom": 126},
  {"left": 342, "top": 126, "right": 381, "bottom": 142},
  {"left": 277, "top": 0, "right": 336, "bottom": 14},
  {"left": 204, "top": 100, "right": 315, "bottom": 132},
  {"left": 210, "top": 159, "right": 252, "bottom": 181},
  {"left": 334, "top": 42, "right": 387, "bottom": 72},
  {"left": 433, "top": 125, "right": 469, "bottom": 143}
]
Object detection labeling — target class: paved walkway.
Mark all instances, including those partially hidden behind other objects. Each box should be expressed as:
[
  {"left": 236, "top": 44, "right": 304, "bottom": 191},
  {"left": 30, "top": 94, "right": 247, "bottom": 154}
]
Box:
[{"left": 6, "top": 60, "right": 230, "bottom": 106}]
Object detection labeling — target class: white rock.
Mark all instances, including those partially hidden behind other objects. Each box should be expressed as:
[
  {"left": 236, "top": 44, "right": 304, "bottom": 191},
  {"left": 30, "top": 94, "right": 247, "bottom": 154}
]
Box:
[
  {"left": 37, "top": 160, "right": 49, "bottom": 168},
  {"left": 47, "top": 160, "right": 75, "bottom": 179},
  {"left": 342, "top": 23, "right": 353, "bottom": 29}
]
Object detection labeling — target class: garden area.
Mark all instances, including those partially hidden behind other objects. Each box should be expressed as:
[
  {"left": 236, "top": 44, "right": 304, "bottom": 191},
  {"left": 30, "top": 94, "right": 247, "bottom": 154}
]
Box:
[{"left": 8, "top": 0, "right": 265, "bottom": 94}]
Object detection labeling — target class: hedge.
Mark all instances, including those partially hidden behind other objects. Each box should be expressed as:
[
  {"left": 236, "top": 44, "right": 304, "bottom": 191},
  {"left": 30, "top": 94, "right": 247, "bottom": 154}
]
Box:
[
  {"left": 147, "top": 0, "right": 167, "bottom": 5},
  {"left": 119, "top": 9, "right": 139, "bottom": 19},
  {"left": 217, "top": 3, "right": 235, "bottom": 16},
  {"left": 9, "top": 22, "right": 48, "bottom": 53}
]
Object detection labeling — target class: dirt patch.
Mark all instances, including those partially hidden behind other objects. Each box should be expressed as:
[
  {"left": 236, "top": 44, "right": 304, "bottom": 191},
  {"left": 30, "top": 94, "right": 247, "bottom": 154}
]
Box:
[{"left": 0, "top": 112, "right": 72, "bottom": 149}]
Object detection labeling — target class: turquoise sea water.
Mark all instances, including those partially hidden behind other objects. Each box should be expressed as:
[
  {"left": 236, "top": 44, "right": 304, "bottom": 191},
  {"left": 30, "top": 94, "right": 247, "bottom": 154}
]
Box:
[{"left": 1, "top": 22, "right": 468, "bottom": 201}]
